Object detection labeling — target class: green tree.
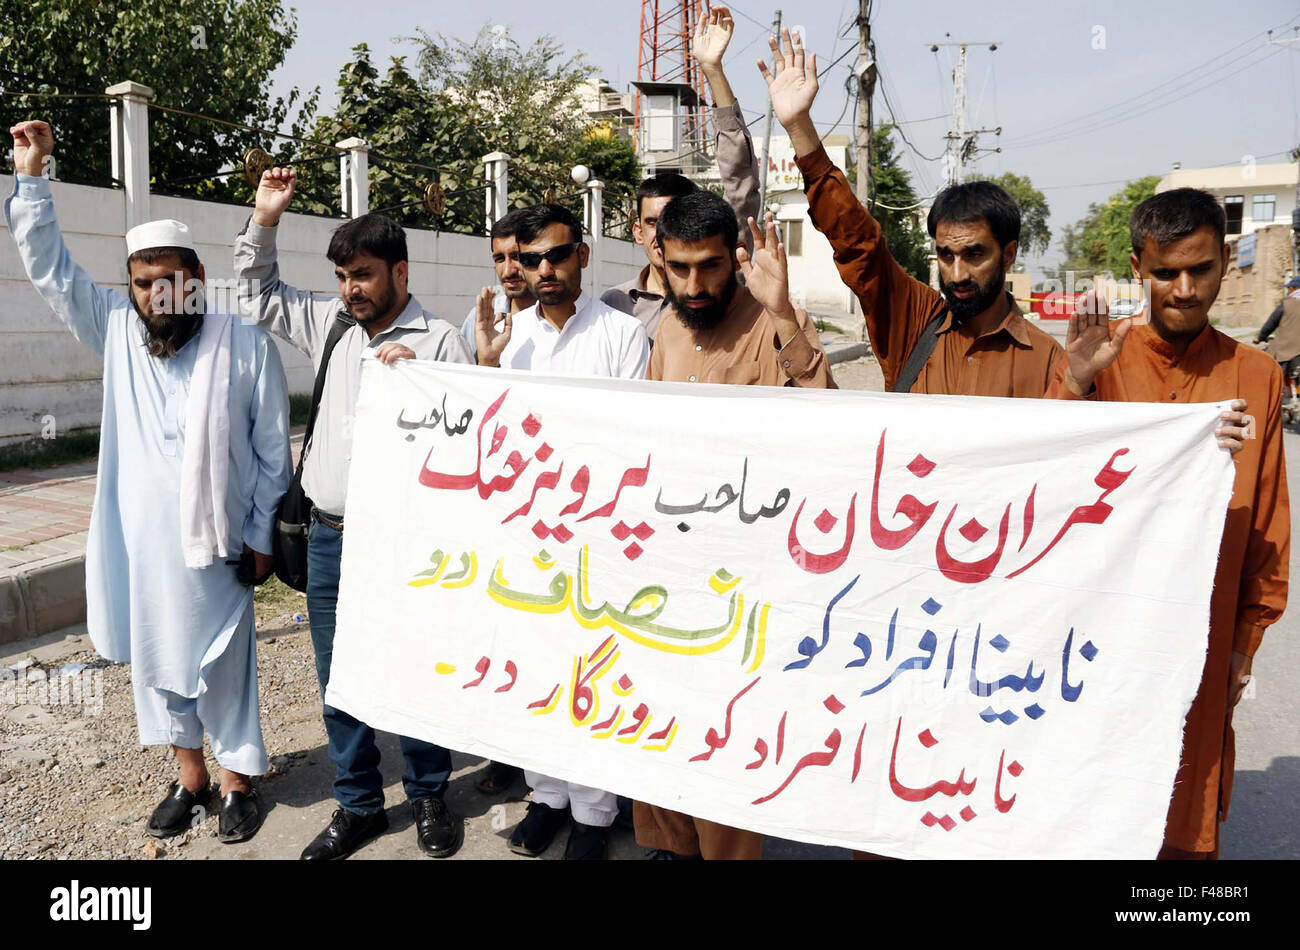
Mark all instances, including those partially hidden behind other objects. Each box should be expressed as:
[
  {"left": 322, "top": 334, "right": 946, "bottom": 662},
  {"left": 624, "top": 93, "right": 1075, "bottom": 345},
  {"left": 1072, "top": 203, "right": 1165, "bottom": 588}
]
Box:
[
  {"left": 294, "top": 27, "right": 642, "bottom": 233},
  {"left": 1049, "top": 175, "right": 1160, "bottom": 279},
  {"left": 848, "top": 125, "right": 931, "bottom": 282},
  {"left": 973, "top": 171, "right": 1051, "bottom": 258},
  {"left": 0, "top": 0, "right": 314, "bottom": 202},
  {"left": 572, "top": 123, "right": 643, "bottom": 228}
]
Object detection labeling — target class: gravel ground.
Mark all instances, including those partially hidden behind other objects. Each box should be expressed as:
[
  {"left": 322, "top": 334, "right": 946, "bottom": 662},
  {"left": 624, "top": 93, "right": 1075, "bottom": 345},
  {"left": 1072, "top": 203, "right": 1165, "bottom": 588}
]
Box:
[
  {"left": 0, "top": 584, "right": 321, "bottom": 861},
  {"left": 0, "top": 357, "right": 884, "bottom": 861}
]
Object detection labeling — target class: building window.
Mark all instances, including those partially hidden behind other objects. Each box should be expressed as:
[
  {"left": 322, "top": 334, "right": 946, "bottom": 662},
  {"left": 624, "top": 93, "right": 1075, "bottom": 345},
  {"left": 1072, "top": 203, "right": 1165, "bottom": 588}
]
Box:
[
  {"left": 1223, "top": 195, "right": 1244, "bottom": 235},
  {"left": 782, "top": 220, "right": 803, "bottom": 256},
  {"left": 1252, "top": 194, "right": 1276, "bottom": 222}
]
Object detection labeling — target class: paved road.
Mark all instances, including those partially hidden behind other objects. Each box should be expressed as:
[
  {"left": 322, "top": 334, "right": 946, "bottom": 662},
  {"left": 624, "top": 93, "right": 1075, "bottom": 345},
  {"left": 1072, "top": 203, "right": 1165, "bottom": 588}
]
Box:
[{"left": 1219, "top": 425, "right": 1300, "bottom": 859}]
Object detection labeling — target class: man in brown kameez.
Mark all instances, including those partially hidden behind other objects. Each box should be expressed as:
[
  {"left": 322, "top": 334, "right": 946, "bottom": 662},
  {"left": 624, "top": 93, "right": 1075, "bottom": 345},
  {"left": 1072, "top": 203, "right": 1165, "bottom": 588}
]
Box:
[{"left": 1048, "top": 187, "right": 1286, "bottom": 859}]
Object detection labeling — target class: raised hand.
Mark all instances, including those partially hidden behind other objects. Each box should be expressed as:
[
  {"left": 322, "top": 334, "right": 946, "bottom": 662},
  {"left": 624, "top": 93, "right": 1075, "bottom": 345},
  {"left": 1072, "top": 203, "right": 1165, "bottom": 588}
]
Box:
[
  {"left": 757, "top": 27, "right": 819, "bottom": 128},
  {"left": 474, "top": 286, "right": 512, "bottom": 367},
  {"left": 10, "top": 120, "right": 54, "bottom": 177},
  {"left": 693, "top": 5, "right": 735, "bottom": 70},
  {"left": 737, "top": 213, "right": 800, "bottom": 346},
  {"left": 1063, "top": 294, "right": 1131, "bottom": 396},
  {"left": 253, "top": 167, "right": 296, "bottom": 227}
]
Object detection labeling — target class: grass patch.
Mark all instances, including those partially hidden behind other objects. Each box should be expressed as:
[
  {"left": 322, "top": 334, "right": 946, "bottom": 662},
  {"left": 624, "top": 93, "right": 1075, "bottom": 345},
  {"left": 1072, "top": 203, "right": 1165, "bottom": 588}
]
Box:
[
  {"left": 815, "top": 319, "right": 846, "bottom": 335},
  {"left": 289, "top": 393, "right": 311, "bottom": 427},
  {"left": 0, "top": 430, "right": 100, "bottom": 472},
  {"left": 254, "top": 575, "right": 306, "bottom": 616}
]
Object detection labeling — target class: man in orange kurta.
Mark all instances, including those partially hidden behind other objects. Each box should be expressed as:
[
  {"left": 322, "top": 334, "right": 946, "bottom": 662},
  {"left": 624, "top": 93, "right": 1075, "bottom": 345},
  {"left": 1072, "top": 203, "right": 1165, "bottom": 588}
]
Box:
[
  {"left": 761, "top": 27, "right": 1062, "bottom": 398},
  {"left": 1048, "top": 187, "right": 1288, "bottom": 858}
]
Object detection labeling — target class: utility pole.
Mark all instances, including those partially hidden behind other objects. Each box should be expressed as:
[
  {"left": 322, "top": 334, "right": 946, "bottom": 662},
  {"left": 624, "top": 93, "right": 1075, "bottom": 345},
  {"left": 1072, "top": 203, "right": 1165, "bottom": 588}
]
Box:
[
  {"left": 1291, "top": 145, "right": 1299, "bottom": 277},
  {"left": 1270, "top": 29, "right": 1300, "bottom": 274},
  {"left": 854, "top": 0, "right": 877, "bottom": 206},
  {"left": 758, "top": 9, "right": 781, "bottom": 212},
  {"left": 928, "top": 37, "right": 1000, "bottom": 186}
]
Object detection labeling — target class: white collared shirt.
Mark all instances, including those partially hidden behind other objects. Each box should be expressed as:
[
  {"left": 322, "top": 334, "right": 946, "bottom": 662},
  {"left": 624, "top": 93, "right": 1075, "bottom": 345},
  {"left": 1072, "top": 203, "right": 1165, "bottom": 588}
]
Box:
[{"left": 500, "top": 291, "right": 650, "bottom": 381}]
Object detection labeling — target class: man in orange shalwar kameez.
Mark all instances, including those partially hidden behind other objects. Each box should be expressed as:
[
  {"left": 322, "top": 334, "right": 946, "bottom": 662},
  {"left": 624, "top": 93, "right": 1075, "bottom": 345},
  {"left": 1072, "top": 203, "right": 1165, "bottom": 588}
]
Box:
[{"left": 1048, "top": 187, "right": 1288, "bottom": 859}]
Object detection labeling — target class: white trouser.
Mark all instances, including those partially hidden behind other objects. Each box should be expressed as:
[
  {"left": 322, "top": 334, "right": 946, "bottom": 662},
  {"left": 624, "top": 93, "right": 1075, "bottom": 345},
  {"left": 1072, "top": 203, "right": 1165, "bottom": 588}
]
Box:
[
  {"left": 132, "top": 614, "right": 268, "bottom": 776},
  {"left": 525, "top": 770, "right": 617, "bottom": 827}
]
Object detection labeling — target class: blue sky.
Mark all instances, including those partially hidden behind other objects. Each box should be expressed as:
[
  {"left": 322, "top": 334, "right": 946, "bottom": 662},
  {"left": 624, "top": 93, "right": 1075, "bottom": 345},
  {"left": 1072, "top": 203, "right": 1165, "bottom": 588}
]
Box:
[{"left": 269, "top": 0, "right": 1300, "bottom": 268}]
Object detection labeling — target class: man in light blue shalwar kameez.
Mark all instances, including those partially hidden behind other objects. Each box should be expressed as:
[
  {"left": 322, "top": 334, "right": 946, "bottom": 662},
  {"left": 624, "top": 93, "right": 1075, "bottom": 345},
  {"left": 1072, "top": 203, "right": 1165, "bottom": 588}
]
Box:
[{"left": 5, "top": 120, "right": 291, "bottom": 844}]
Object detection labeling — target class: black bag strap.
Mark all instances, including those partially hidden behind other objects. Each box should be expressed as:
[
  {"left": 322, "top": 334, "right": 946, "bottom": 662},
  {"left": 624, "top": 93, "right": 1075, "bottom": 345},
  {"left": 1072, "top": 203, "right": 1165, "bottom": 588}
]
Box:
[
  {"left": 891, "top": 311, "right": 947, "bottom": 394},
  {"left": 299, "top": 315, "right": 354, "bottom": 464}
]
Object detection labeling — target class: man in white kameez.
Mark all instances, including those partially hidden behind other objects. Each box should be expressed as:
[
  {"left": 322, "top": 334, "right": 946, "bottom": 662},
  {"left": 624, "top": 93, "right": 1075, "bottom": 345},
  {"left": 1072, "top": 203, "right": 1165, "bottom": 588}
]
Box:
[
  {"left": 469, "top": 202, "right": 650, "bottom": 860},
  {"left": 5, "top": 120, "right": 291, "bottom": 844}
]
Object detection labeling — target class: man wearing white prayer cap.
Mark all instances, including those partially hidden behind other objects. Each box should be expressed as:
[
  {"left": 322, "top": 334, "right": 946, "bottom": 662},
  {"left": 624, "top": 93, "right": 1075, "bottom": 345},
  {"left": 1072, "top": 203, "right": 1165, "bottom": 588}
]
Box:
[{"left": 5, "top": 120, "right": 292, "bottom": 844}]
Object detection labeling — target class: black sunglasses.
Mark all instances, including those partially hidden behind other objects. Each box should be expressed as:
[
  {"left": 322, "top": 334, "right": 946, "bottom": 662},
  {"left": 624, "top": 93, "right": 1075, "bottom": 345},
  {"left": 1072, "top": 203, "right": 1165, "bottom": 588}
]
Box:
[{"left": 518, "top": 243, "right": 580, "bottom": 269}]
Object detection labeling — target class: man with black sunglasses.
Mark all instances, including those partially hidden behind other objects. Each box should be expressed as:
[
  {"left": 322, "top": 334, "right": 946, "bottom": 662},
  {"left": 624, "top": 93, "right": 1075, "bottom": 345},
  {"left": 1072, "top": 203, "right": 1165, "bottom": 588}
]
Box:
[{"left": 475, "top": 203, "right": 649, "bottom": 859}]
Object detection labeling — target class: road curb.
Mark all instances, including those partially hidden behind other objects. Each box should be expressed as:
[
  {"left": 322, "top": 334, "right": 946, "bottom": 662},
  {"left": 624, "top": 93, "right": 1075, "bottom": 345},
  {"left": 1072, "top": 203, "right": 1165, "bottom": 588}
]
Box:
[
  {"left": 0, "top": 552, "right": 86, "bottom": 648},
  {"left": 826, "top": 341, "right": 869, "bottom": 364}
]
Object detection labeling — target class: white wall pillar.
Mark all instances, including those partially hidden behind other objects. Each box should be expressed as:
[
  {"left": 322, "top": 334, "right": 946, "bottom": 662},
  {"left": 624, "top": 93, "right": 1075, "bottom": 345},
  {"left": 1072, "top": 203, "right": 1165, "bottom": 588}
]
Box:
[
  {"left": 483, "top": 151, "right": 509, "bottom": 232},
  {"left": 336, "top": 137, "right": 370, "bottom": 218},
  {"left": 586, "top": 179, "right": 604, "bottom": 297},
  {"left": 105, "top": 81, "right": 154, "bottom": 231}
]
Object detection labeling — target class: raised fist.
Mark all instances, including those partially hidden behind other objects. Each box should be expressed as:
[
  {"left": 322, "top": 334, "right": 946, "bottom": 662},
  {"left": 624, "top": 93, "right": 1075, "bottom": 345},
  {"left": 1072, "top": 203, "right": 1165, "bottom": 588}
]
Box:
[
  {"left": 253, "top": 166, "right": 296, "bottom": 227},
  {"left": 10, "top": 120, "right": 54, "bottom": 178}
]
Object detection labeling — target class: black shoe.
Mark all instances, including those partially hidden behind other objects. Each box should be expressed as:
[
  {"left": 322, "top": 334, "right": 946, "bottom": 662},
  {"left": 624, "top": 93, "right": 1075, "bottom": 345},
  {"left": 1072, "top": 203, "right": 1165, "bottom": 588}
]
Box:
[
  {"left": 508, "top": 801, "right": 569, "bottom": 857},
  {"left": 412, "top": 795, "right": 464, "bottom": 858},
  {"left": 146, "top": 781, "right": 212, "bottom": 838},
  {"left": 218, "top": 789, "right": 262, "bottom": 843},
  {"left": 474, "top": 760, "right": 523, "bottom": 795},
  {"left": 646, "top": 848, "right": 702, "bottom": 860},
  {"left": 563, "top": 820, "right": 609, "bottom": 860},
  {"left": 300, "top": 807, "right": 389, "bottom": 860}
]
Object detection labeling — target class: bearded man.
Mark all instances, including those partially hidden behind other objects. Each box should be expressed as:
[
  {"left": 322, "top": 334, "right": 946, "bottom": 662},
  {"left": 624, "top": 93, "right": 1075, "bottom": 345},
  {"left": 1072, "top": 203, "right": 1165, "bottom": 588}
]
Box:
[
  {"left": 763, "top": 27, "right": 1063, "bottom": 396},
  {"left": 235, "top": 166, "right": 474, "bottom": 860},
  {"left": 636, "top": 191, "right": 832, "bottom": 860},
  {"left": 6, "top": 120, "right": 291, "bottom": 844}
]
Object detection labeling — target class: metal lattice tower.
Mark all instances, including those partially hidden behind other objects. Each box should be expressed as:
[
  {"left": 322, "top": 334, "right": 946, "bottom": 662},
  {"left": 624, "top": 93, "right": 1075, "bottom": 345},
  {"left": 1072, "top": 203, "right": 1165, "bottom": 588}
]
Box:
[{"left": 635, "top": 0, "right": 712, "bottom": 173}]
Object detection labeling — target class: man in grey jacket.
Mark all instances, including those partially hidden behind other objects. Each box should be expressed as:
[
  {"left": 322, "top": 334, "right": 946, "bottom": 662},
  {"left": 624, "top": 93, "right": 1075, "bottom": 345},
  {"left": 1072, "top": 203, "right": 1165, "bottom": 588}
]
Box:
[
  {"left": 601, "top": 5, "right": 760, "bottom": 342},
  {"left": 234, "top": 166, "right": 474, "bottom": 860}
]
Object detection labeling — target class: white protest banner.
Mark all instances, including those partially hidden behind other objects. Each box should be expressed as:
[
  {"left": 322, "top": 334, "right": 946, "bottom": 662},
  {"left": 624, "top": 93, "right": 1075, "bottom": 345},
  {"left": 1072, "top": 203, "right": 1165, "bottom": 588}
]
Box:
[{"left": 326, "top": 358, "right": 1234, "bottom": 859}]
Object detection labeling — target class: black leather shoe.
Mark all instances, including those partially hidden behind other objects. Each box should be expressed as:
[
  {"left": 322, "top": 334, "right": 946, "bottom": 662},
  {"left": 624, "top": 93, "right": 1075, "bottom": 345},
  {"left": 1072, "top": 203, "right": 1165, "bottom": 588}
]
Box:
[
  {"left": 412, "top": 795, "right": 464, "bottom": 858},
  {"left": 508, "top": 800, "right": 569, "bottom": 857},
  {"left": 299, "top": 807, "right": 389, "bottom": 860},
  {"left": 218, "top": 789, "right": 263, "bottom": 843},
  {"left": 146, "top": 782, "right": 212, "bottom": 838},
  {"left": 563, "top": 820, "right": 609, "bottom": 860}
]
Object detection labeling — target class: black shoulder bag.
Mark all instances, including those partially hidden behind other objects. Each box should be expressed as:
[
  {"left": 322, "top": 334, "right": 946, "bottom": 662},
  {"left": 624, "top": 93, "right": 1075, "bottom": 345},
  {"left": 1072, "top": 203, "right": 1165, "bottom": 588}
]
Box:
[{"left": 273, "top": 316, "right": 353, "bottom": 591}]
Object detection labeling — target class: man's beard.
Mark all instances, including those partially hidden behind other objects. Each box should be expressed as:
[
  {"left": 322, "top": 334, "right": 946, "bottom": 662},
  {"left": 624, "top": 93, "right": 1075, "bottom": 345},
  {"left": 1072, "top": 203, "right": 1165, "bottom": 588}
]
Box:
[
  {"left": 940, "top": 261, "right": 1006, "bottom": 323},
  {"left": 666, "top": 273, "right": 738, "bottom": 332},
  {"left": 532, "top": 277, "right": 578, "bottom": 308},
  {"left": 346, "top": 276, "right": 397, "bottom": 326},
  {"left": 134, "top": 300, "right": 203, "bottom": 359}
]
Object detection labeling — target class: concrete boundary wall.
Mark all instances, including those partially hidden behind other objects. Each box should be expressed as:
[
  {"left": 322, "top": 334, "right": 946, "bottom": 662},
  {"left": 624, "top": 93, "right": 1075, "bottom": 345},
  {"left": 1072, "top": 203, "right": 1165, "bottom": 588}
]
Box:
[{"left": 0, "top": 175, "right": 644, "bottom": 445}]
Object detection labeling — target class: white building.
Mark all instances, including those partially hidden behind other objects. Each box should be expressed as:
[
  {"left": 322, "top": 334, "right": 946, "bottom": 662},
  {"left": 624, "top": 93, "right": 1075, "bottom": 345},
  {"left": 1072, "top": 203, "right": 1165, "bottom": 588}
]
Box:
[
  {"left": 758, "top": 134, "right": 856, "bottom": 314},
  {"left": 1156, "top": 161, "right": 1298, "bottom": 237}
]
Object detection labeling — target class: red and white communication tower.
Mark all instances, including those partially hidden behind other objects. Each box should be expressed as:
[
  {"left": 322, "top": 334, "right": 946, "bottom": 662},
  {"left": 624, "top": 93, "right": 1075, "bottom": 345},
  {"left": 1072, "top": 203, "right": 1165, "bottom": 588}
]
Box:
[{"left": 634, "top": 0, "right": 712, "bottom": 174}]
